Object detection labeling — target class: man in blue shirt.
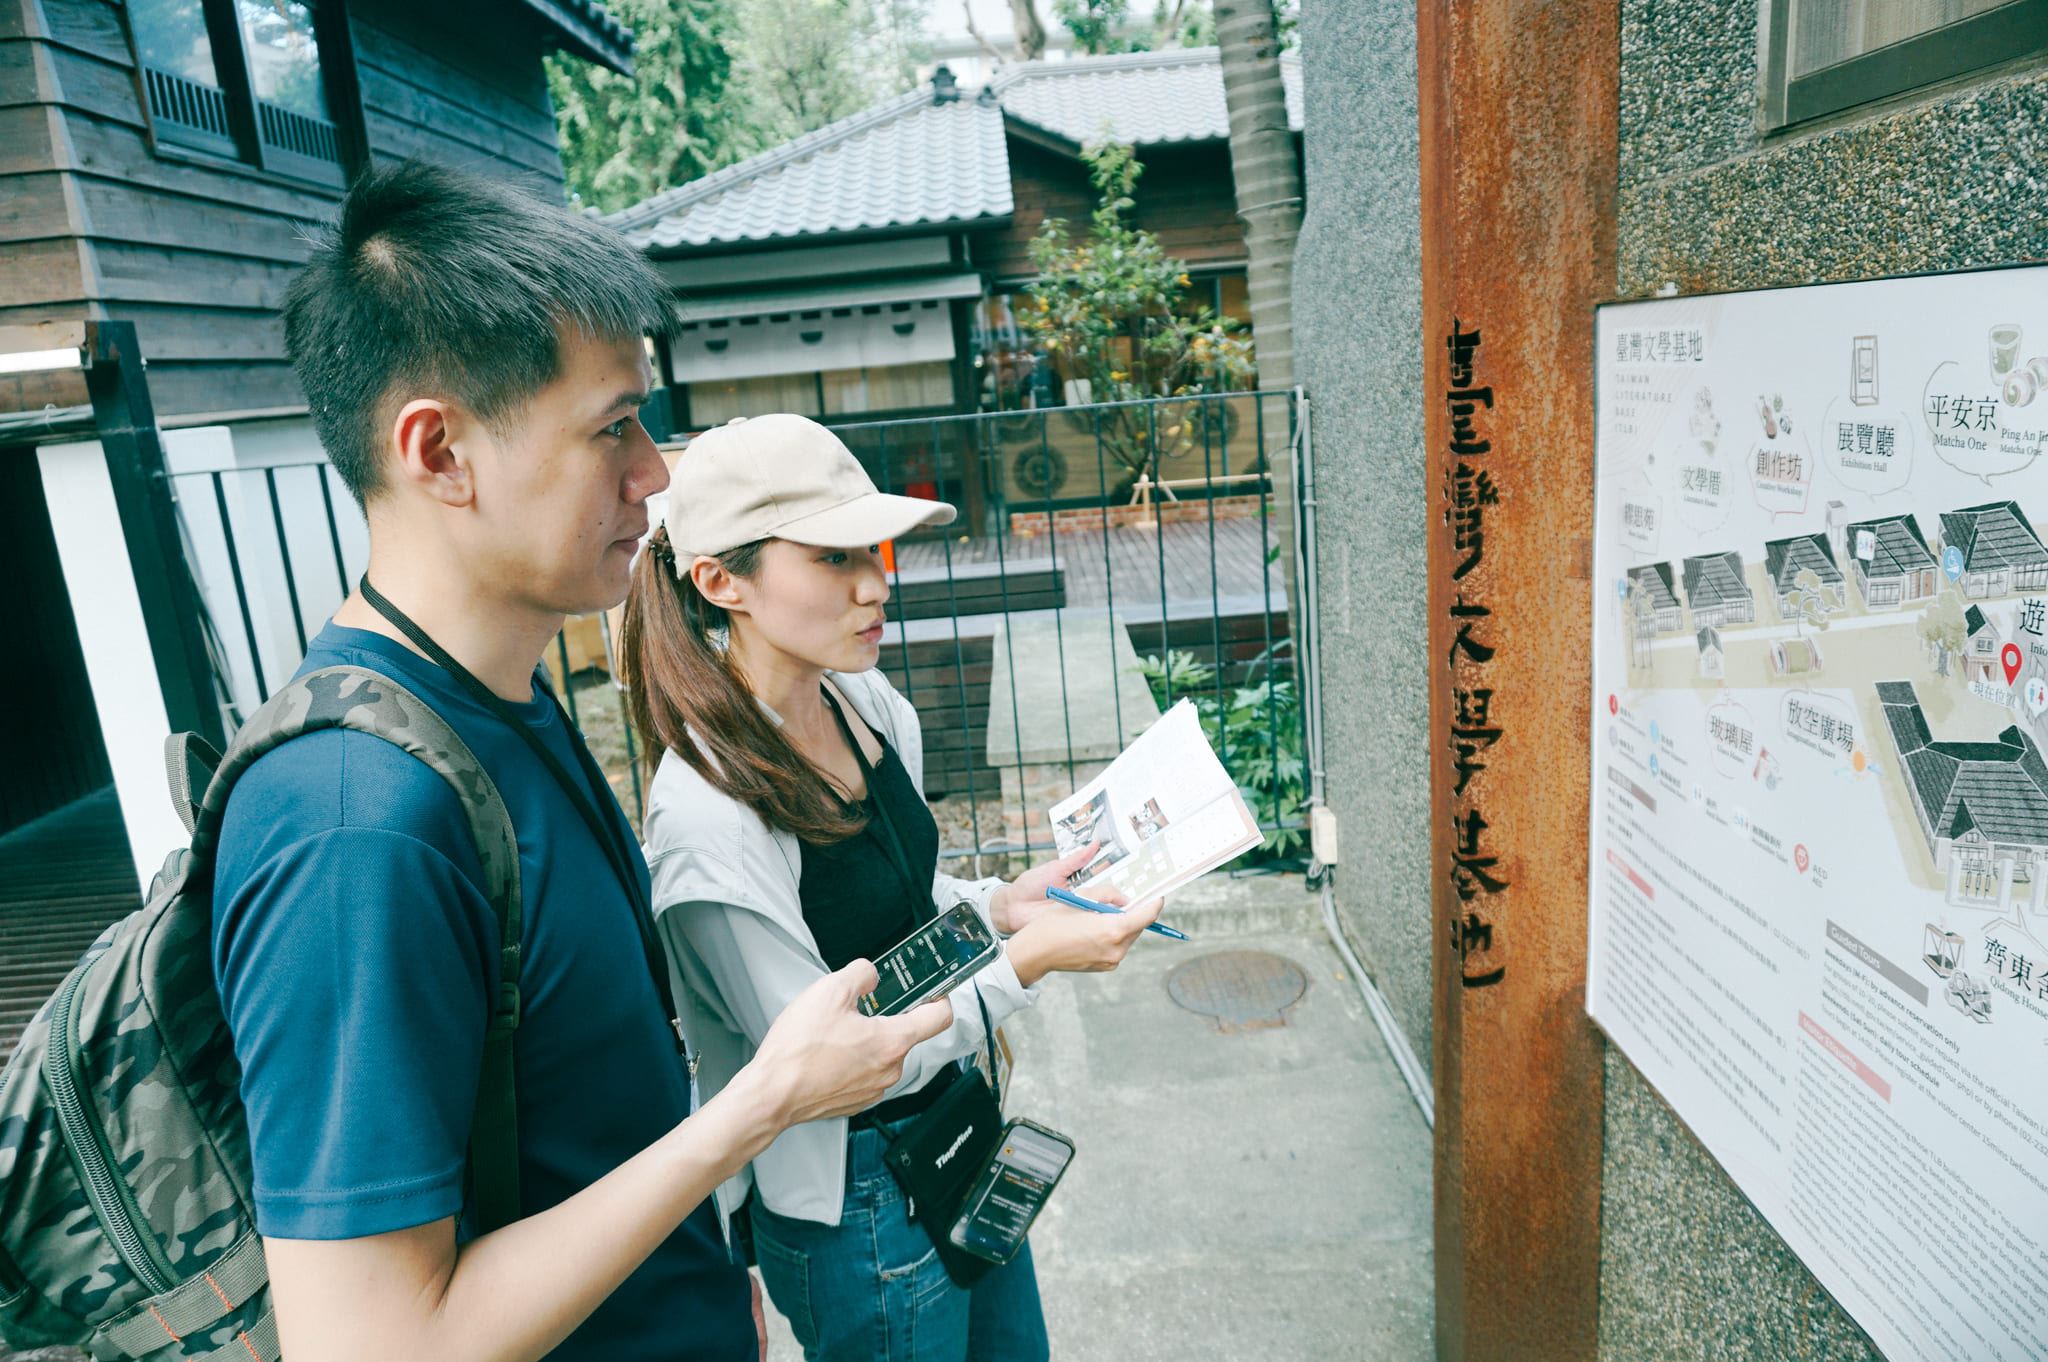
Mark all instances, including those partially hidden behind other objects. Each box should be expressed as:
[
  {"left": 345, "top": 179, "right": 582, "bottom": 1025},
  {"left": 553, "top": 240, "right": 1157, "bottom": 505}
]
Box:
[{"left": 210, "top": 162, "right": 950, "bottom": 1362}]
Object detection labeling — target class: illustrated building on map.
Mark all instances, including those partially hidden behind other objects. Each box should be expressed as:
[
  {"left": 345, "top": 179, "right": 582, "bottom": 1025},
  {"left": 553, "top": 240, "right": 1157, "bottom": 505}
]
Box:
[
  {"left": 1936, "top": 500, "right": 2048, "bottom": 600},
  {"left": 1848, "top": 513, "right": 1939, "bottom": 610},
  {"left": 2023, "top": 654, "right": 2048, "bottom": 751},
  {"left": 1682, "top": 550, "right": 1754, "bottom": 629},
  {"left": 1875, "top": 679, "right": 2048, "bottom": 912},
  {"left": 1696, "top": 626, "right": 1724, "bottom": 679},
  {"left": 1626, "top": 563, "right": 1683, "bottom": 634},
  {"left": 1764, "top": 532, "right": 1844, "bottom": 618},
  {"left": 1964, "top": 605, "right": 2002, "bottom": 684}
]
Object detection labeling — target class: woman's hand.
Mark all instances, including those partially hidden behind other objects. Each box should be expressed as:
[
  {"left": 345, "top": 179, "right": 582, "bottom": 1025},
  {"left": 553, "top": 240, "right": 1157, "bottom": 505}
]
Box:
[
  {"left": 1003, "top": 895, "right": 1164, "bottom": 988},
  {"left": 988, "top": 842, "right": 1130, "bottom": 934}
]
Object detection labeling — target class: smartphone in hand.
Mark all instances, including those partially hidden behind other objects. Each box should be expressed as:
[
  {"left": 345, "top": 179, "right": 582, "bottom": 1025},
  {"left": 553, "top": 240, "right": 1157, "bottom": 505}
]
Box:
[{"left": 858, "top": 902, "right": 1002, "bottom": 1017}]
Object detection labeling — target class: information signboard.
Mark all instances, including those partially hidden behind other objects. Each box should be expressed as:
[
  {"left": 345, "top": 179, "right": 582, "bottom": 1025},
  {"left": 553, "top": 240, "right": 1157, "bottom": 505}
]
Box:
[{"left": 1589, "top": 265, "right": 2048, "bottom": 1362}]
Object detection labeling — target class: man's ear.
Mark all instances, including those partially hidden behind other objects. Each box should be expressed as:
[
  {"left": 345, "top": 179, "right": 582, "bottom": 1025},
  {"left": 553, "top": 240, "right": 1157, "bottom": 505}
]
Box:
[
  {"left": 690, "top": 556, "right": 746, "bottom": 613},
  {"left": 390, "top": 397, "right": 476, "bottom": 508}
]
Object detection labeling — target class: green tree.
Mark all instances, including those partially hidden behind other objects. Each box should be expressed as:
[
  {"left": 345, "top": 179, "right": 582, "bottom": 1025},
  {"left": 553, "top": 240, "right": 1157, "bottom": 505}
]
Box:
[
  {"left": 1023, "top": 141, "right": 1255, "bottom": 481},
  {"left": 545, "top": 0, "right": 755, "bottom": 213},
  {"left": 733, "top": 0, "right": 901, "bottom": 140},
  {"left": 1054, "top": 0, "right": 1138, "bottom": 54},
  {"left": 1053, "top": 0, "right": 1213, "bottom": 54}
]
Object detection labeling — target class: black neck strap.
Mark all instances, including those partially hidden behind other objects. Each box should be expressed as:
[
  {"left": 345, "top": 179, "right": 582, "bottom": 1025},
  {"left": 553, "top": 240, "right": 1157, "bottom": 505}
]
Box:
[
  {"left": 820, "top": 684, "right": 925, "bottom": 916},
  {"left": 359, "top": 575, "right": 687, "bottom": 1056},
  {"left": 821, "top": 683, "right": 999, "bottom": 1098}
]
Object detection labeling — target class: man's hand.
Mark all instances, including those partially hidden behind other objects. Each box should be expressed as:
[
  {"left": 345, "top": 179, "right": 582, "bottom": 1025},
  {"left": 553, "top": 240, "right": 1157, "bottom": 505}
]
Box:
[
  {"left": 738, "top": 961, "right": 953, "bottom": 1129},
  {"left": 1003, "top": 895, "right": 1164, "bottom": 987},
  {"left": 988, "top": 842, "right": 1130, "bottom": 934}
]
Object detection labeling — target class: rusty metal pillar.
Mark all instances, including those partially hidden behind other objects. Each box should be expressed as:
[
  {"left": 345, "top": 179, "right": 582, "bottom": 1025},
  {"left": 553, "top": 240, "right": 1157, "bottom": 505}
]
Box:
[{"left": 1419, "top": 3, "right": 1616, "bottom": 1359}]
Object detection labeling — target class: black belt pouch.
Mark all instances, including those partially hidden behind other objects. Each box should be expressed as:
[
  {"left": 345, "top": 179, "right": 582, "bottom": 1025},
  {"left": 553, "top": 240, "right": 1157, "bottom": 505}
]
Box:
[{"left": 881, "top": 1066, "right": 1004, "bottom": 1288}]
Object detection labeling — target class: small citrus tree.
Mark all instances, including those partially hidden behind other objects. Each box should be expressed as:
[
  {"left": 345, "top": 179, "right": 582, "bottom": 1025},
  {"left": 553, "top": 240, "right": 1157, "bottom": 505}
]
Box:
[{"left": 1023, "top": 140, "right": 1253, "bottom": 483}]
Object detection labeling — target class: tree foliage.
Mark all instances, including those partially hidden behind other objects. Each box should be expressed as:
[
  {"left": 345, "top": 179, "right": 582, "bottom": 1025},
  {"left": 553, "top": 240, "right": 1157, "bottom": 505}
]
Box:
[
  {"left": 544, "top": 0, "right": 755, "bottom": 213},
  {"left": 1022, "top": 141, "right": 1252, "bottom": 477},
  {"left": 549, "top": 0, "right": 933, "bottom": 213},
  {"left": 1045, "top": 0, "right": 1269, "bottom": 57},
  {"left": 737, "top": 0, "right": 886, "bottom": 141}
]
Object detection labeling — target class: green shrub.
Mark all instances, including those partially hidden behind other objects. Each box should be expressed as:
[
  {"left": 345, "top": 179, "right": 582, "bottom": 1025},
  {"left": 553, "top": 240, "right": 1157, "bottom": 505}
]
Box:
[{"left": 1137, "top": 645, "right": 1305, "bottom": 863}]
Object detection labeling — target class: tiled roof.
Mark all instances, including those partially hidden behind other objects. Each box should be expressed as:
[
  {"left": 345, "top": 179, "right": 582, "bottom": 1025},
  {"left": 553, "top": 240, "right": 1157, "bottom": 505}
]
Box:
[
  {"left": 1966, "top": 604, "right": 1990, "bottom": 636},
  {"left": 1939, "top": 500, "right": 2048, "bottom": 571},
  {"left": 997, "top": 48, "right": 1303, "bottom": 146},
  {"left": 521, "top": 0, "right": 633, "bottom": 74},
  {"left": 1683, "top": 551, "right": 1749, "bottom": 608},
  {"left": 1764, "top": 533, "right": 1840, "bottom": 591},
  {"left": 1879, "top": 680, "right": 2048, "bottom": 847},
  {"left": 1697, "top": 626, "right": 1721, "bottom": 651},
  {"left": 1627, "top": 562, "right": 1677, "bottom": 609},
  {"left": 607, "top": 90, "right": 1011, "bottom": 250},
  {"left": 604, "top": 49, "right": 1302, "bottom": 251},
  {"left": 1849, "top": 514, "right": 1936, "bottom": 576}
]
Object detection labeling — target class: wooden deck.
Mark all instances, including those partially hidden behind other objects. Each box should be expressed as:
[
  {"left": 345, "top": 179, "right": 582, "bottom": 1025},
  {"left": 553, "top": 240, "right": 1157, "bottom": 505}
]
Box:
[
  {"left": 895, "top": 515, "right": 1289, "bottom": 617},
  {"left": 0, "top": 788, "right": 140, "bottom": 1067}
]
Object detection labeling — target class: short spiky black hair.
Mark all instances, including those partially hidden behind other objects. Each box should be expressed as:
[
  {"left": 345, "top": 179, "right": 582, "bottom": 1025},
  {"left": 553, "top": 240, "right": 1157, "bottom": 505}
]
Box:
[{"left": 283, "top": 162, "right": 674, "bottom": 505}]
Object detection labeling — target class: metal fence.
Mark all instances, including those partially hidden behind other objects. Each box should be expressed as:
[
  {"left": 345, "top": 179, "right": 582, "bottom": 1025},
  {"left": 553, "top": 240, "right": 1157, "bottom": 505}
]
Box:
[{"left": 170, "top": 389, "right": 1311, "bottom": 875}]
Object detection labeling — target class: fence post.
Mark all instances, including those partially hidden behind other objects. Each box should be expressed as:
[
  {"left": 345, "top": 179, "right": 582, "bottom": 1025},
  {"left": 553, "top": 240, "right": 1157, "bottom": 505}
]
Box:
[{"left": 86, "top": 321, "right": 226, "bottom": 750}]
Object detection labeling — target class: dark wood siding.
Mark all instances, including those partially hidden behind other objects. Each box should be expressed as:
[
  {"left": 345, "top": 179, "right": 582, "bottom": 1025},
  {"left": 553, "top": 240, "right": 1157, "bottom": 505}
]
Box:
[
  {"left": 970, "top": 138, "right": 1251, "bottom": 283},
  {"left": 0, "top": 0, "right": 568, "bottom": 421}
]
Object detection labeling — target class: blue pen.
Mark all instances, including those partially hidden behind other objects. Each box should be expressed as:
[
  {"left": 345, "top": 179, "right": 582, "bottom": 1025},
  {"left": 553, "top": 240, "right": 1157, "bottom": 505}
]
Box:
[{"left": 1044, "top": 884, "right": 1190, "bottom": 940}]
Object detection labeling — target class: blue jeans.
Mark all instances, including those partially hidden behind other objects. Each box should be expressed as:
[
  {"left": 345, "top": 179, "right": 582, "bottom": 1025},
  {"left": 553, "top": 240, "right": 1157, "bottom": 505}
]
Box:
[{"left": 750, "top": 1121, "right": 1050, "bottom": 1362}]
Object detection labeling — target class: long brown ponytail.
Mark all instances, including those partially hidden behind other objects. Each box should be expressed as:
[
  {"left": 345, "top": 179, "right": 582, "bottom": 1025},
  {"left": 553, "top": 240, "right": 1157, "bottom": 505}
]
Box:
[{"left": 621, "top": 528, "right": 866, "bottom": 843}]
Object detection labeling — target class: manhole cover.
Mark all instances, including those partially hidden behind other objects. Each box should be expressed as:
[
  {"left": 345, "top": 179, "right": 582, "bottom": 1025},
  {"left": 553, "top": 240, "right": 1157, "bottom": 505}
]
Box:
[{"left": 1165, "top": 950, "right": 1307, "bottom": 1032}]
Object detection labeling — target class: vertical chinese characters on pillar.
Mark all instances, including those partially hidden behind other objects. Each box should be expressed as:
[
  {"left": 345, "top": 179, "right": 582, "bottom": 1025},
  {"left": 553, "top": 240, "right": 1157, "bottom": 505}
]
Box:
[{"left": 1445, "top": 322, "right": 1506, "bottom": 988}]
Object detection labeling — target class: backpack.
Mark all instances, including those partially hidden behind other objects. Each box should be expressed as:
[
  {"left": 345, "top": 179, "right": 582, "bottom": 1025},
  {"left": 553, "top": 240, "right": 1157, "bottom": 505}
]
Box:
[{"left": 0, "top": 665, "right": 524, "bottom": 1360}]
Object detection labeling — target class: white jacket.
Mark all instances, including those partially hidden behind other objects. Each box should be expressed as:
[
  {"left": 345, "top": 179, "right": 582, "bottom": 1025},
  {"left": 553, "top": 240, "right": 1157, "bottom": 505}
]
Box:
[{"left": 642, "top": 667, "right": 1041, "bottom": 1228}]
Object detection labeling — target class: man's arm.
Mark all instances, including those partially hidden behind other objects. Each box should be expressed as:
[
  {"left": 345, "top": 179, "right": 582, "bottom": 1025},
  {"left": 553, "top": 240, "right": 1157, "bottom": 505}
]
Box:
[{"left": 264, "top": 962, "right": 949, "bottom": 1362}]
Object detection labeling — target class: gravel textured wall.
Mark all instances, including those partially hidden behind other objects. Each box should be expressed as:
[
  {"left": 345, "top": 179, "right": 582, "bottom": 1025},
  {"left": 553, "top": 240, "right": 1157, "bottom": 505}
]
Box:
[
  {"left": 1292, "top": 0, "right": 1433, "bottom": 1072},
  {"left": 1601, "top": 8, "right": 2045, "bottom": 1359}
]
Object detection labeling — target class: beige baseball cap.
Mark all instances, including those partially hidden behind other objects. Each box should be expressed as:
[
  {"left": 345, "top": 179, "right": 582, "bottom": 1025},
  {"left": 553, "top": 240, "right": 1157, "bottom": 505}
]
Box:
[{"left": 656, "top": 413, "right": 956, "bottom": 560}]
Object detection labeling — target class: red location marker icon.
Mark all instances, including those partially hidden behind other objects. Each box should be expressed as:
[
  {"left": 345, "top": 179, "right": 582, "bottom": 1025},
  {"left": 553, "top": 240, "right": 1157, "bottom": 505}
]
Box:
[
  {"left": 2003, "top": 643, "right": 2024, "bottom": 687},
  {"left": 1794, "top": 844, "right": 1810, "bottom": 873}
]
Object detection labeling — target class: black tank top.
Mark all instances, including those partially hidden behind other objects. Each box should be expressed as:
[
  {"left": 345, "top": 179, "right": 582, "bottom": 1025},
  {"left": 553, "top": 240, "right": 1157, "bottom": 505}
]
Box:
[{"left": 797, "top": 687, "right": 941, "bottom": 971}]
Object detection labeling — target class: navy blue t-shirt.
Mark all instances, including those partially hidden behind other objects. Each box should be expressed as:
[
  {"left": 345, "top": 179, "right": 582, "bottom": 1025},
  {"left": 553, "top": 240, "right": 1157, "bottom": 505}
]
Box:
[{"left": 211, "top": 622, "right": 752, "bottom": 1362}]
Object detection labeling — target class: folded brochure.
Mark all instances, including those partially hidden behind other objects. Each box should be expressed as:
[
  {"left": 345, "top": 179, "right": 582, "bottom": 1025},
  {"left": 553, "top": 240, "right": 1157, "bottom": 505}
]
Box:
[{"left": 1046, "top": 699, "right": 1263, "bottom": 904}]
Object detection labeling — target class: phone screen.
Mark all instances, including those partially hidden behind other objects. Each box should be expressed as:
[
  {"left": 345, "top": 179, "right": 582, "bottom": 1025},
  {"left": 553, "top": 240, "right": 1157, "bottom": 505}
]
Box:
[
  {"left": 948, "top": 1122, "right": 1073, "bottom": 1262},
  {"left": 861, "top": 903, "right": 999, "bottom": 1016}
]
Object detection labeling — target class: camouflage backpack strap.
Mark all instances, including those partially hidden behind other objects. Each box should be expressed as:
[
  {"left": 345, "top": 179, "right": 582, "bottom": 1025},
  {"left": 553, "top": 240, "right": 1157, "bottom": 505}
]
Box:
[{"left": 189, "top": 664, "right": 527, "bottom": 1233}]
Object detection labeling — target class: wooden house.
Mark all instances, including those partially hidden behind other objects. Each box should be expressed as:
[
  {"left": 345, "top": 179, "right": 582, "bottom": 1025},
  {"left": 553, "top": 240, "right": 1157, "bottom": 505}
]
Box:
[
  {"left": 602, "top": 49, "right": 1304, "bottom": 519},
  {"left": 1, "top": 0, "right": 631, "bottom": 845}
]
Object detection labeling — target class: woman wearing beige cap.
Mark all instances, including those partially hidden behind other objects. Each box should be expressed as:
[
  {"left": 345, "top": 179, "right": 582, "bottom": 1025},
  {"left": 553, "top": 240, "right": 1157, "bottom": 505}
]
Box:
[{"left": 620, "top": 414, "right": 1159, "bottom": 1362}]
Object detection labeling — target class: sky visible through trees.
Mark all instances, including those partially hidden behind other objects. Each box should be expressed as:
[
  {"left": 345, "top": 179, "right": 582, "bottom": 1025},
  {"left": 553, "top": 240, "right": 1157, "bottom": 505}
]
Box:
[{"left": 547, "top": 0, "right": 1295, "bottom": 213}]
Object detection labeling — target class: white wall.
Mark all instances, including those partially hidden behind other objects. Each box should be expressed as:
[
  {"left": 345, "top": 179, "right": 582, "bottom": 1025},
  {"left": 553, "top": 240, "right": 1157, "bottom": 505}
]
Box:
[
  {"left": 40, "top": 420, "right": 361, "bottom": 887},
  {"left": 163, "top": 417, "right": 364, "bottom": 720},
  {"left": 39, "top": 438, "right": 188, "bottom": 890}
]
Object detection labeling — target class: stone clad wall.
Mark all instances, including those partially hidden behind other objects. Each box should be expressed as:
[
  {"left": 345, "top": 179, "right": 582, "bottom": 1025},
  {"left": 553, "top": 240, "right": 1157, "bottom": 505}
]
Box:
[
  {"left": 1297, "top": 0, "right": 2046, "bottom": 1356},
  {"left": 1600, "top": 7, "right": 2047, "bottom": 1359},
  {"left": 1292, "top": 0, "right": 1433, "bottom": 1071}
]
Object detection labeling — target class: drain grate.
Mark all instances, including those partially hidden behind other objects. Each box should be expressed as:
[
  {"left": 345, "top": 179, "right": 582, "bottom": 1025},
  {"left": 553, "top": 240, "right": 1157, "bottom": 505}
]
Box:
[{"left": 1165, "top": 950, "right": 1307, "bottom": 1032}]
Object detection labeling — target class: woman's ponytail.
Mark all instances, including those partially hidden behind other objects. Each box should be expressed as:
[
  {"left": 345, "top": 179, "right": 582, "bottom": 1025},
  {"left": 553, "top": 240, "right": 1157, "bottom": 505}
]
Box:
[{"left": 621, "top": 529, "right": 866, "bottom": 843}]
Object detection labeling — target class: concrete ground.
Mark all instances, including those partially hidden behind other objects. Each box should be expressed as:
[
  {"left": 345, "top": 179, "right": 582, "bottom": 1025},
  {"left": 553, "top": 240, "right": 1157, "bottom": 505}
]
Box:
[{"left": 759, "top": 871, "right": 1435, "bottom": 1360}]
